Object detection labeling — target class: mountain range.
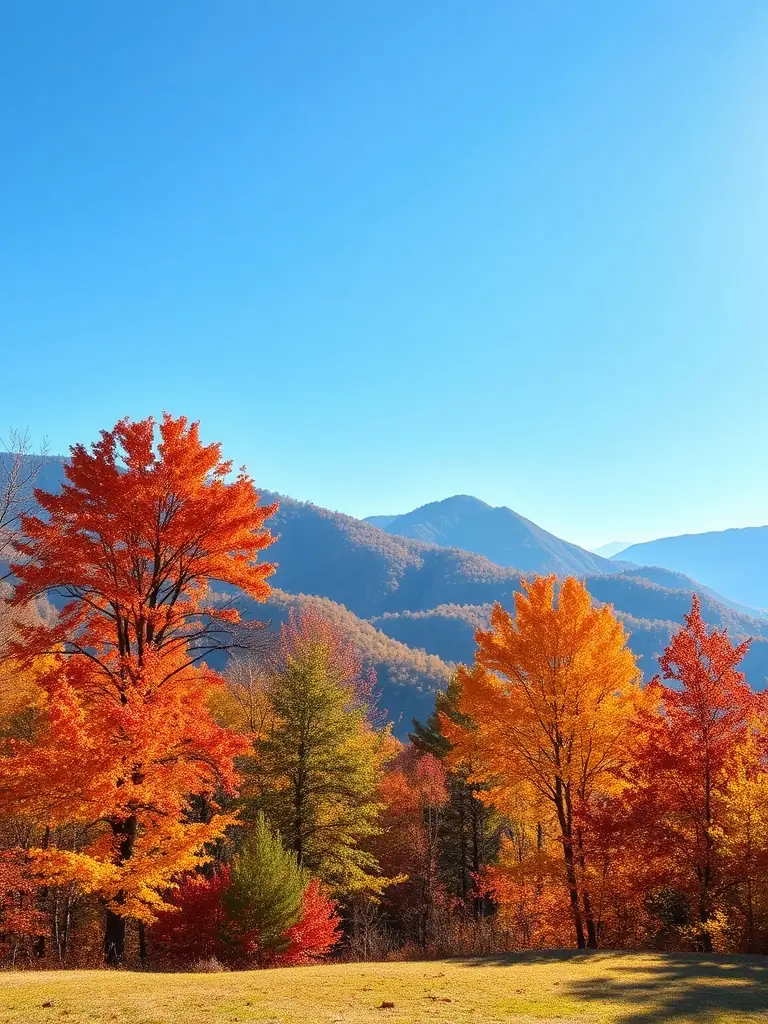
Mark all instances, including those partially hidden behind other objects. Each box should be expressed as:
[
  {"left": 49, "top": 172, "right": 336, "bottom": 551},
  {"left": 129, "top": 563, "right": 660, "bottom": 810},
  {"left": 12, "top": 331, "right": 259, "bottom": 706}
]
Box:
[
  {"left": 613, "top": 528, "right": 768, "bottom": 611},
  {"left": 5, "top": 457, "right": 768, "bottom": 732},
  {"left": 593, "top": 541, "right": 633, "bottom": 559},
  {"left": 257, "top": 491, "right": 768, "bottom": 722}
]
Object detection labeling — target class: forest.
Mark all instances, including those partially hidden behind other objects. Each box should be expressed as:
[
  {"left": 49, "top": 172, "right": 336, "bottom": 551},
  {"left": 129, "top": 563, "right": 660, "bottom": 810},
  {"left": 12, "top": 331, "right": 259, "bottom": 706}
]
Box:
[{"left": 1, "top": 414, "right": 767, "bottom": 970}]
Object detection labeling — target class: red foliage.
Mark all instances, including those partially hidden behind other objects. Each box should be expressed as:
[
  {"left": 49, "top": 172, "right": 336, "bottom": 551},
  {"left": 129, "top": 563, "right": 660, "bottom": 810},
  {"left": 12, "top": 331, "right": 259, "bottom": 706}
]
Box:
[
  {"left": 275, "top": 880, "right": 343, "bottom": 966},
  {"left": 378, "top": 747, "right": 450, "bottom": 942},
  {"left": 626, "top": 596, "right": 757, "bottom": 946},
  {"left": 0, "top": 850, "right": 47, "bottom": 949},
  {"left": 0, "top": 415, "right": 277, "bottom": 942},
  {"left": 151, "top": 871, "right": 341, "bottom": 968},
  {"left": 149, "top": 868, "right": 240, "bottom": 965}
]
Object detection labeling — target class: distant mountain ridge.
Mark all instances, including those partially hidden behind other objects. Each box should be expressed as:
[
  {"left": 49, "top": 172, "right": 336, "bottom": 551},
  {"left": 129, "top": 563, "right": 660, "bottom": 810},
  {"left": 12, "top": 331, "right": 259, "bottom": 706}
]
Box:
[
  {"left": 616, "top": 526, "right": 768, "bottom": 610},
  {"left": 364, "top": 495, "right": 612, "bottom": 576},
  {"left": 6, "top": 457, "right": 768, "bottom": 732},
  {"left": 594, "top": 541, "right": 633, "bottom": 558}
]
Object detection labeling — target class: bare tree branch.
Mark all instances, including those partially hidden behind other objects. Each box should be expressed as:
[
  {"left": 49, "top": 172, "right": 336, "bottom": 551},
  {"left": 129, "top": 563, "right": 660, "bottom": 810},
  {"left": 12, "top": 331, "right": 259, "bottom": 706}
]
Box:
[{"left": 0, "top": 428, "right": 50, "bottom": 578}]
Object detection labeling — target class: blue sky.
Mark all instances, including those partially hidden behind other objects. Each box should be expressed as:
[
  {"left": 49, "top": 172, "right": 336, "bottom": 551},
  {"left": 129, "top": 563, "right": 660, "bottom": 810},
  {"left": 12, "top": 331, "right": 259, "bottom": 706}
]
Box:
[{"left": 2, "top": 1, "right": 767, "bottom": 550}]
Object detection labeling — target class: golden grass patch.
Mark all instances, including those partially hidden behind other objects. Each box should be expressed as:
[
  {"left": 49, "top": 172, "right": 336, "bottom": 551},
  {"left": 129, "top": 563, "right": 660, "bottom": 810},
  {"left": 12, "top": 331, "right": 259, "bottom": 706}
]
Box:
[{"left": 1, "top": 951, "right": 767, "bottom": 1024}]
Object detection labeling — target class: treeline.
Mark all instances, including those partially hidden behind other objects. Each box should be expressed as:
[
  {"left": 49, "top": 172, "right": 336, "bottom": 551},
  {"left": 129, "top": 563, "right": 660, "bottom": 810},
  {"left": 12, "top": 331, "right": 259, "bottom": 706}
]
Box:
[{"left": 0, "top": 416, "right": 767, "bottom": 970}]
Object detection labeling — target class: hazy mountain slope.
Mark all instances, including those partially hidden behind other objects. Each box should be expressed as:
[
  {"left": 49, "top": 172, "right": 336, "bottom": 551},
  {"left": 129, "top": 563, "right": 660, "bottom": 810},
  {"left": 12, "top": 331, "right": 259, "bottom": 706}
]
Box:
[
  {"left": 0, "top": 453, "right": 69, "bottom": 496},
  {"left": 594, "top": 541, "right": 633, "bottom": 558},
  {"left": 365, "top": 495, "right": 612, "bottom": 575},
  {"left": 266, "top": 491, "right": 768, "bottom": 637},
  {"left": 263, "top": 491, "right": 522, "bottom": 618},
  {"left": 371, "top": 604, "right": 489, "bottom": 666},
  {"left": 617, "top": 527, "right": 768, "bottom": 610},
  {"left": 585, "top": 575, "right": 768, "bottom": 640},
  {"left": 615, "top": 565, "right": 765, "bottom": 617},
  {"left": 364, "top": 515, "right": 397, "bottom": 529}
]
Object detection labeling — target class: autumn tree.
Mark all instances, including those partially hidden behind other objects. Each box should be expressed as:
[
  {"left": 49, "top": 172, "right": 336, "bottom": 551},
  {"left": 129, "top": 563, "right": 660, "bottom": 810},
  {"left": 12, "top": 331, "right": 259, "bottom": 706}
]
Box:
[
  {"left": 445, "top": 575, "right": 642, "bottom": 949},
  {"left": 720, "top": 737, "right": 768, "bottom": 952},
  {"left": 224, "top": 813, "right": 307, "bottom": 965},
  {"left": 0, "top": 414, "right": 276, "bottom": 964},
  {"left": 629, "top": 596, "right": 757, "bottom": 951},
  {"left": 239, "top": 609, "right": 390, "bottom": 899},
  {"left": 377, "top": 747, "right": 449, "bottom": 946}
]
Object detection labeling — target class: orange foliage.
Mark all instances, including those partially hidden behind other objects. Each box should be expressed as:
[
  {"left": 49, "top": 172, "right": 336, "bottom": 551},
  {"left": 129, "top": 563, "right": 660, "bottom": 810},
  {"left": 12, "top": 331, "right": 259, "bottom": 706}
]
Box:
[
  {"left": 0, "top": 415, "right": 276, "bottom": 962},
  {"left": 378, "top": 747, "right": 450, "bottom": 944},
  {"left": 445, "top": 576, "right": 642, "bottom": 949}
]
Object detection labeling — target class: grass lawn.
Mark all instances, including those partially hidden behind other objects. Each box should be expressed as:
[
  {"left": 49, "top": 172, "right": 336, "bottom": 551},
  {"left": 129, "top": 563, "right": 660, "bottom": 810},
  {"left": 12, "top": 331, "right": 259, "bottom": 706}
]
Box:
[{"left": 1, "top": 951, "right": 767, "bottom": 1024}]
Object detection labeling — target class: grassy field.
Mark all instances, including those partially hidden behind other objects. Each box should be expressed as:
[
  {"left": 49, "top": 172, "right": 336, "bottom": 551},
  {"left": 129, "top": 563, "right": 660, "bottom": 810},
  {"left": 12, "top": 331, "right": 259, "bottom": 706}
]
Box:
[{"left": 1, "top": 951, "right": 767, "bottom": 1024}]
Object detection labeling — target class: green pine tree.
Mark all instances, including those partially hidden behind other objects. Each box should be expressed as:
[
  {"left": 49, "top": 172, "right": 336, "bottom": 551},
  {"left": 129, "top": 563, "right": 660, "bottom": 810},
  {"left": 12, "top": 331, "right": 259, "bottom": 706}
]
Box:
[{"left": 225, "top": 813, "right": 306, "bottom": 963}]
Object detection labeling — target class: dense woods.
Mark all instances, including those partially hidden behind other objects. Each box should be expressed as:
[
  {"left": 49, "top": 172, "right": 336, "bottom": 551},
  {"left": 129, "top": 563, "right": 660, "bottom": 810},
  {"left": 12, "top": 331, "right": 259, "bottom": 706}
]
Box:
[{"left": 2, "top": 416, "right": 768, "bottom": 969}]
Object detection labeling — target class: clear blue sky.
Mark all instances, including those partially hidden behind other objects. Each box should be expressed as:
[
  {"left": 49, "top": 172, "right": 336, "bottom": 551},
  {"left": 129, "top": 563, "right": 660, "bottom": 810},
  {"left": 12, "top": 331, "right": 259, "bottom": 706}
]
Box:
[{"left": 3, "top": 1, "right": 767, "bottom": 550}]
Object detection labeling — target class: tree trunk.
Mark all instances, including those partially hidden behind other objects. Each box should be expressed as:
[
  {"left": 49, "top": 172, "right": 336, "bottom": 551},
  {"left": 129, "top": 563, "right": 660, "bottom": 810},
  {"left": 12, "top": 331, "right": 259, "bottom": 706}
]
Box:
[
  {"left": 103, "top": 814, "right": 137, "bottom": 966},
  {"left": 746, "top": 875, "right": 755, "bottom": 953},
  {"left": 294, "top": 742, "right": 305, "bottom": 866},
  {"left": 576, "top": 828, "right": 598, "bottom": 949},
  {"left": 699, "top": 764, "right": 714, "bottom": 953},
  {"left": 470, "top": 793, "right": 484, "bottom": 918},
  {"left": 457, "top": 787, "right": 469, "bottom": 904},
  {"left": 35, "top": 826, "right": 51, "bottom": 958},
  {"left": 562, "top": 836, "right": 586, "bottom": 949},
  {"left": 554, "top": 779, "right": 586, "bottom": 949},
  {"left": 581, "top": 889, "right": 598, "bottom": 949},
  {"left": 104, "top": 909, "right": 127, "bottom": 967}
]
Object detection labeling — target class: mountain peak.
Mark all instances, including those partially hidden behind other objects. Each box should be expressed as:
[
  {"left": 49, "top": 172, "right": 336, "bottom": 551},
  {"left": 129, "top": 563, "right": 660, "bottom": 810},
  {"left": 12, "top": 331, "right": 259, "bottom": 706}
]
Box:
[
  {"left": 406, "top": 494, "right": 495, "bottom": 515},
  {"left": 365, "top": 494, "right": 610, "bottom": 575}
]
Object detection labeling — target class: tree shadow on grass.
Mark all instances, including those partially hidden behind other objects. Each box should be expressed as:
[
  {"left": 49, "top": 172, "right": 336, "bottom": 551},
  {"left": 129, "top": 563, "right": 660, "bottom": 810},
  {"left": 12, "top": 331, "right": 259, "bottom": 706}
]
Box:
[{"left": 457, "top": 950, "right": 768, "bottom": 1022}]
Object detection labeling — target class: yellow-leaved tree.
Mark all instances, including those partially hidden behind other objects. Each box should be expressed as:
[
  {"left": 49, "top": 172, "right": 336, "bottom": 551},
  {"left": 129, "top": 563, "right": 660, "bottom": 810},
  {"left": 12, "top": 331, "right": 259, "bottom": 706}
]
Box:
[{"left": 444, "top": 575, "right": 642, "bottom": 949}]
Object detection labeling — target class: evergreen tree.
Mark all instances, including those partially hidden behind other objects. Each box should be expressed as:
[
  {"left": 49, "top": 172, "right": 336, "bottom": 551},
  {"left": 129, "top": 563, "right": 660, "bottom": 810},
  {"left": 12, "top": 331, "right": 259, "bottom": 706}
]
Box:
[
  {"left": 241, "top": 610, "right": 389, "bottom": 898},
  {"left": 411, "top": 675, "right": 501, "bottom": 914},
  {"left": 152, "top": 815, "right": 342, "bottom": 968},
  {"left": 225, "top": 813, "right": 306, "bottom": 964}
]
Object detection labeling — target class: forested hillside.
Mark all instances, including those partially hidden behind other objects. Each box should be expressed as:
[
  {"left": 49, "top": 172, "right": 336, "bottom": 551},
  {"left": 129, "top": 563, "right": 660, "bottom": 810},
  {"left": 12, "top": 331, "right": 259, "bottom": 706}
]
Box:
[{"left": 7, "top": 462, "right": 768, "bottom": 718}]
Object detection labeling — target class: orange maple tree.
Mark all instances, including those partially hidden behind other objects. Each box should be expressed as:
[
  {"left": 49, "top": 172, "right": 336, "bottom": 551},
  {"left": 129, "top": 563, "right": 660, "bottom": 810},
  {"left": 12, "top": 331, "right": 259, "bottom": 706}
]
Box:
[
  {"left": 0, "top": 414, "right": 276, "bottom": 964},
  {"left": 445, "top": 575, "right": 642, "bottom": 948}
]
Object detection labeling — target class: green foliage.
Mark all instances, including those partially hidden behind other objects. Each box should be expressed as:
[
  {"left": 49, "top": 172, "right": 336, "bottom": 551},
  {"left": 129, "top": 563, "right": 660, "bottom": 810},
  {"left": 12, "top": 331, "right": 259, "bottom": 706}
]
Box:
[
  {"left": 224, "top": 814, "right": 305, "bottom": 961},
  {"left": 646, "top": 887, "right": 690, "bottom": 930},
  {"left": 260, "top": 591, "right": 452, "bottom": 725},
  {"left": 241, "top": 611, "right": 390, "bottom": 899}
]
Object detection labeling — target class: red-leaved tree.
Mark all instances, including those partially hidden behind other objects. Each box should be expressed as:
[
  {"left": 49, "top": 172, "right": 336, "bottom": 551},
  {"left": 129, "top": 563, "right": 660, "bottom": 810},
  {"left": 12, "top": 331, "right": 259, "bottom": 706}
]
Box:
[
  {"left": 0, "top": 414, "right": 276, "bottom": 964},
  {"left": 629, "top": 596, "right": 757, "bottom": 950}
]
